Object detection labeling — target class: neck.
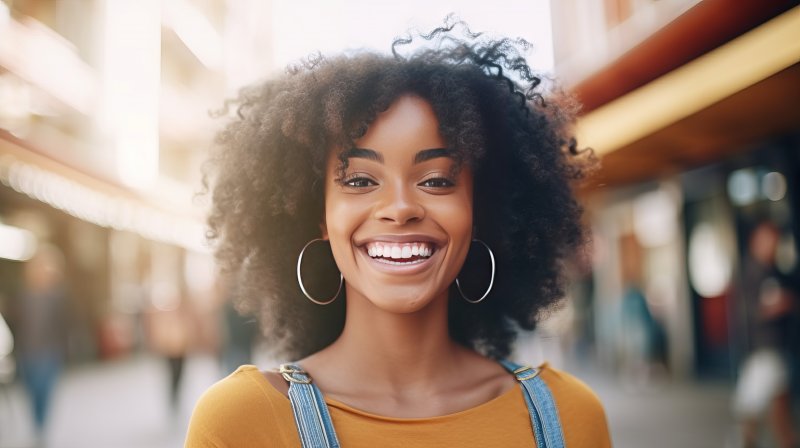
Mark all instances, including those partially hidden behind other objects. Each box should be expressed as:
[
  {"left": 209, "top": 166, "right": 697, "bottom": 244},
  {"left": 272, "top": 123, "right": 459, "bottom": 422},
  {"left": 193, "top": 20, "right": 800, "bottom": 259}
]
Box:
[{"left": 315, "top": 287, "right": 466, "bottom": 392}]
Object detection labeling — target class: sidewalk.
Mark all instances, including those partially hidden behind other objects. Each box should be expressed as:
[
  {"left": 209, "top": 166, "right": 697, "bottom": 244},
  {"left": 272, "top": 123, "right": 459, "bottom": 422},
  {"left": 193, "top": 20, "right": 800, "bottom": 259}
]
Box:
[
  {"left": 573, "top": 366, "right": 736, "bottom": 447},
  {"left": 0, "top": 354, "right": 222, "bottom": 448}
]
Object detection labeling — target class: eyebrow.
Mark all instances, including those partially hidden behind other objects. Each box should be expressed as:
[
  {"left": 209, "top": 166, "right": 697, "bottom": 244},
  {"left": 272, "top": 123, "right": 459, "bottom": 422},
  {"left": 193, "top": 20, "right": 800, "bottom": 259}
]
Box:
[
  {"left": 413, "top": 148, "right": 453, "bottom": 164},
  {"left": 343, "top": 147, "right": 453, "bottom": 164},
  {"left": 342, "top": 147, "right": 383, "bottom": 163}
]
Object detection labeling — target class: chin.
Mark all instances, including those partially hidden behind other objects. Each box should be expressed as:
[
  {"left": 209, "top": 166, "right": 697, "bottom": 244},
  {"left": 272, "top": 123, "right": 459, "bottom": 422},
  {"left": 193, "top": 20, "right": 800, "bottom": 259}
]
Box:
[
  {"left": 374, "top": 297, "right": 429, "bottom": 314},
  {"left": 356, "top": 284, "right": 445, "bottom": 314}
]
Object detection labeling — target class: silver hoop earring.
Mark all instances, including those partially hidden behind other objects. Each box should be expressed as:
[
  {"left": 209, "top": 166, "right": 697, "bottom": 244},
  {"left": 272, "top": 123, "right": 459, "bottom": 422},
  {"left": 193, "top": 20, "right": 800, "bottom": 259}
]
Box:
[
  {"left": 455, "top": 239, "right": 495, "bottom": 304},
  {"left": 296, "top": 238, "right": 343, "bottom": 305}
]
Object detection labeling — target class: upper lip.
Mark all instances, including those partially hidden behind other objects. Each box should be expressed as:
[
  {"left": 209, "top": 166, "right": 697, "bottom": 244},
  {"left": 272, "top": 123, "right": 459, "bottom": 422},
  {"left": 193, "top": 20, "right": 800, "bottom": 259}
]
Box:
[{"left": 354, "top": 234, "right": 446, "bottom": 246}]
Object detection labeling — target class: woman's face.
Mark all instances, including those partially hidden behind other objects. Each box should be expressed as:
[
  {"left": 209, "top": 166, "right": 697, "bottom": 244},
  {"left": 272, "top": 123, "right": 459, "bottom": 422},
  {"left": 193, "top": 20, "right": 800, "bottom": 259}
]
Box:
[{"left": 323, "top": 95, "right": 473, "bottom": 313}]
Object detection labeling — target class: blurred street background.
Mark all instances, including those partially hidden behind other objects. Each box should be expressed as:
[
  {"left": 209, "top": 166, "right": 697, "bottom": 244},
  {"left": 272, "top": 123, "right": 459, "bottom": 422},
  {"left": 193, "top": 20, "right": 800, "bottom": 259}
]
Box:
[{"left": 0, "top": 0, "right": 799, "bottom": 447}]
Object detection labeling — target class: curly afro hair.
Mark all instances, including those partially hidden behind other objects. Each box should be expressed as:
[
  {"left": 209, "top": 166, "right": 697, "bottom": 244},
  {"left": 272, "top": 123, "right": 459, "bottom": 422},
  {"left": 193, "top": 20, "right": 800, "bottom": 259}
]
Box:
[{"left": 205, "top": 21, "right": 592, "bottom": 361}]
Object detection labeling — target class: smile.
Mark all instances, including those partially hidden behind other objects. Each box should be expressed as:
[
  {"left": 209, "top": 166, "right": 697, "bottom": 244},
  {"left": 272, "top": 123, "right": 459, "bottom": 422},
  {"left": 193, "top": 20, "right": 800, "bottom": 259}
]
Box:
[{"left": 365, "top": 242, "right": 435, "bottom": 263}]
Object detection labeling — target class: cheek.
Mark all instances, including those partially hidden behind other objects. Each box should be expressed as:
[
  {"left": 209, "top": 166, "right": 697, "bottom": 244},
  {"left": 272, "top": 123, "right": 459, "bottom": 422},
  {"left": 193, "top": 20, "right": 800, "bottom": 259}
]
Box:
[
  {"left": 444, "top": 200, "right": 473, "bottom": 238},
  {"left": 325, "top": 197, "right": 348, "bottom": 241},
  {"left": 324, "top": 205, "right": 353, "bottom": 276},
  {"left": 438, "top": 192, "right": 474, "bottom": 266},
  {"left": 323, "top": 194, "right": 368, "bottom": 258}
]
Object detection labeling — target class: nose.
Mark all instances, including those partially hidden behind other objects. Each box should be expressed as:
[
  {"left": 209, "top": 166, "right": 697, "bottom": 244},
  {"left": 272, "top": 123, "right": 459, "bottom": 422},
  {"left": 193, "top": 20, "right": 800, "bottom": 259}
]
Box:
[{"left": 373, "top": 183, "right": 424, "bottom": 225}]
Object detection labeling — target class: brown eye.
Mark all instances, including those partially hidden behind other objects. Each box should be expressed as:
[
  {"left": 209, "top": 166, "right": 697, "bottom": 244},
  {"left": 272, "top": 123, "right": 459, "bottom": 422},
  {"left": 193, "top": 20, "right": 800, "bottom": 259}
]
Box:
[
  {"left": 419, "top": 177, "right": 455, "bottom": 188},
  {"left": 344, "top": 176, "right": 377, "bottom": 188}
]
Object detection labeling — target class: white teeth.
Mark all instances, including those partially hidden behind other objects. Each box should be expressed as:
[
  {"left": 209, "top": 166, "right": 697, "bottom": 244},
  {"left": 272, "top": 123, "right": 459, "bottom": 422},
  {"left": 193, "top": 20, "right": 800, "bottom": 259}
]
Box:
[{"left": 365, "top": 242, "right": 435, "bottom": 260}]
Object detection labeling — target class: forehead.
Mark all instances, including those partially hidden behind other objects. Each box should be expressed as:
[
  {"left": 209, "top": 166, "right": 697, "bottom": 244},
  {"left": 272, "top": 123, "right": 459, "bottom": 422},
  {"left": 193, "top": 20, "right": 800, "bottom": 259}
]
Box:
[{"left": 352, "top": 95, "right": 447, "bottom": 160}]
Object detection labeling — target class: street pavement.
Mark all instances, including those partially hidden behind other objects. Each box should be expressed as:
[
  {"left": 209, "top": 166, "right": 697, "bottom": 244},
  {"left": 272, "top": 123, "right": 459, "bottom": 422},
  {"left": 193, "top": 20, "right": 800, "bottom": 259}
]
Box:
[
  {"left": 0, "top": 354, "right": 221, "bottom": 448},
  {"left": 572, "top": 366, "right": 736, "bottom": 447},
  {"left": 0, "top": 353, "right": 740, "bottom": 448}
]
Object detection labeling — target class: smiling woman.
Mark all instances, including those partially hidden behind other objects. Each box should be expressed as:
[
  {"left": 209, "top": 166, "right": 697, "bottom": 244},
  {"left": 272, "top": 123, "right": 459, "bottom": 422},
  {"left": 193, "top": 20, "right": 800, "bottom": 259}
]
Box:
[
  {"left": 187, "top": 20, "right": 610, "bottom": 448},
  {"left": 323, "top": 96, "right": 474, "bottom": 315}
]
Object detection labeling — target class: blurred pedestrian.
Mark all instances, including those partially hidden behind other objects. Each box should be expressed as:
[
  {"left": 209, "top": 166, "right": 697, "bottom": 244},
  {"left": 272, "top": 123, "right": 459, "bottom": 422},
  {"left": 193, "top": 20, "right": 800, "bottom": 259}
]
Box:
[
  {"left": 618, "top": 233, "right": 667, "bottom": 386},
  {"left": 733, "top": 222, "right": 797, "bottom": 448},
  {"left": 144, "top": 289, "right": 191, "bottom": 413},
  {"left": 13, "top": 243, "right": 68, "bottom": 439}
]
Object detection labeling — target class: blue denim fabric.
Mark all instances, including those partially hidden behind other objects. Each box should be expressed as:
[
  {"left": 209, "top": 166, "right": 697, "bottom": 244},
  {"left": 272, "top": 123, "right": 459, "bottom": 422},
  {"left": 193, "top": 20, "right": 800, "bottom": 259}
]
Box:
[
  {"left": 283, "top": 360, "right": 564, "bottom": 447},
  {"left": 281, "top": 364, "right": 340, "bottom": 448},
  {"left": 500, "top": 360, "right": 566, "bottom": 448}
]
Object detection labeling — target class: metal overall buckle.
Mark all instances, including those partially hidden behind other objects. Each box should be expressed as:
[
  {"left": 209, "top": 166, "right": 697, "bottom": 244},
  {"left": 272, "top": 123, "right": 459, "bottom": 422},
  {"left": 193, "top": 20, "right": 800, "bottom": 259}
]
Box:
[
  {"left": 279, "top": 364, "right": 313, "bottom": 384},
  {"left": 513, "top": 365, "right": 541, "bottom": 381}
]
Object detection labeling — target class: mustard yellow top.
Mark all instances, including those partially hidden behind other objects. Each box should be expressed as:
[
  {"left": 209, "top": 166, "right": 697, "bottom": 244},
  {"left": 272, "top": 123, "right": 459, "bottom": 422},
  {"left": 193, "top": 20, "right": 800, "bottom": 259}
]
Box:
[{"left": 185, "top": 363, "right": 611, "bottom": 447}]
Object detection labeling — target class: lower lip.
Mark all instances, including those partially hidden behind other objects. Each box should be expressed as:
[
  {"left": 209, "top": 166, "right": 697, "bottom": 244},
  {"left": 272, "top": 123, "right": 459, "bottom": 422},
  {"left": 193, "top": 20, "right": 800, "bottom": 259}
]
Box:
[{"left": 358, "top": 247, "right": 439, "bottom": 275}]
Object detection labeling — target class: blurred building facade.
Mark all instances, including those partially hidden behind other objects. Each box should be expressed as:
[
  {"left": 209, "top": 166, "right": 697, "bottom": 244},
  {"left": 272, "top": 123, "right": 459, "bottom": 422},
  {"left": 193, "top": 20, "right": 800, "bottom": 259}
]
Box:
[
  {"left": 0, "top": 0, "right": 276, "bottom": 367},
  {"left": 550, "top": 0, "right": 800, "bottom": 381}
]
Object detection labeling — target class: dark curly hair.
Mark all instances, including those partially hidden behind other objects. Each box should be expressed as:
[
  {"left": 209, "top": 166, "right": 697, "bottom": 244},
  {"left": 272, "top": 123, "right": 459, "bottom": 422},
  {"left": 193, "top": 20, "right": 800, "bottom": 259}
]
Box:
[{"left": 205, "top": 20, "right": 592, "bottom": 361}]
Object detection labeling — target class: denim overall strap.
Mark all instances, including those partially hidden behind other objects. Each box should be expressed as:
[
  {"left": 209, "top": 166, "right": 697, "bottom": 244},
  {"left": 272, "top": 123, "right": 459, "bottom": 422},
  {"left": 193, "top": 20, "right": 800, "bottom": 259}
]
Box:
[
  {"left": 279, "top": 364, "right": 341, "bottom": 448},
  {"left": 500, "top": 360, "right": 566, "bottom": 448}
]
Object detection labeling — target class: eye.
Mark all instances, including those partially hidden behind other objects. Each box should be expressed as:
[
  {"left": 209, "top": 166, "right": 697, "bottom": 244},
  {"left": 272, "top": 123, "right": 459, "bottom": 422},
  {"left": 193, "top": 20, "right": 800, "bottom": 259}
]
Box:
[
  {"left": 419, "top": 177, "right": 455, "bottom": 188},
  {"left": 342, "top": 176, "right": 377, "bottom": 188}
]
